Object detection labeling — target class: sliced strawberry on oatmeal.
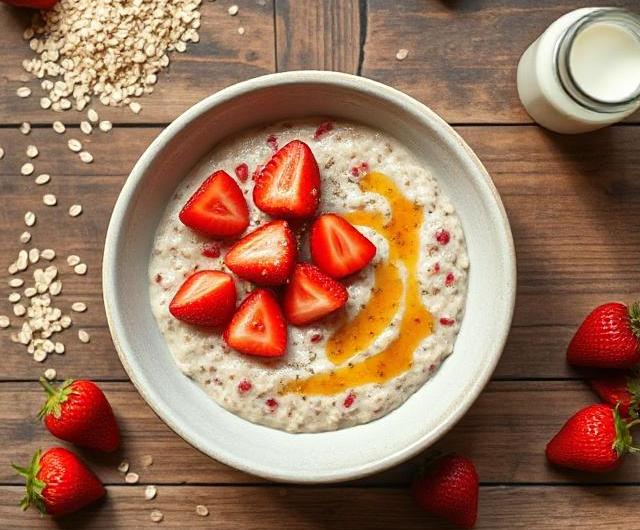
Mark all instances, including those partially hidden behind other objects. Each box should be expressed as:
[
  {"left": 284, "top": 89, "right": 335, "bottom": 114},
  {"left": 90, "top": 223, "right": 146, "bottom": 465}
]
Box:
[
  {"left": 179, "top": 170, "right": 249, "bottom": 237},
  {"left": 283, "top": 263, "right": 348, "bottom": 326},
  {"left": 223, "top": 289, "right": 287, "bottom": 357},
  {"left": 169, "top": 270, "right": 236, "bottom": 327},
  {"left": 253, "top": 140, "right": 321, "bottom": 218},
  {"left": 224, "top": 220, "right": 297, "bottom": 286},
  {"left": 310, "top": 213, "right": 377, "bottom": 279}
]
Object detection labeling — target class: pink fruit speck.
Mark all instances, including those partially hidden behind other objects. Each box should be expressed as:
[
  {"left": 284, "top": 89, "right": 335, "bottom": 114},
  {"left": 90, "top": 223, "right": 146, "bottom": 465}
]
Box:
[
  {"left": 435, "top": 229, "right": 451, "bottom": 245},
  {"left": 432, "top": 262, "right": 440, "bottom": 274},
  {"left": 267, "top": 135, "right": 278, "bottom": 151},
  {"left": 439, "top": 317, "right": 455, "bottom": 326},
  {"left": 266, "top": 398, "right": 278, "bottom": 410},
  {"left": 238, "top": 379, "right": 252, "bottom": 393},
  {"left": 252, "top": 164, "right": 265, "bottom": 181},
  {"left": 343, "top": 392, "right": 356, "bottom": 409},
  {"left": 235, "top": 163, "right": 249, "bottom": 182},
  {"left": 310, "top": 332, "right": 323, "bottom": 343},
  {"left": 314, "top": 121, "right": 334, "bottom": 140},
  {"left": 202, "top": 243, "right": 221, "bottom": 259},
  {"left": 350, "top": 162, "right": 370, "bottom": 177},
  {"left": 445, "top": 272, "right": 455, "bottom": 287}
]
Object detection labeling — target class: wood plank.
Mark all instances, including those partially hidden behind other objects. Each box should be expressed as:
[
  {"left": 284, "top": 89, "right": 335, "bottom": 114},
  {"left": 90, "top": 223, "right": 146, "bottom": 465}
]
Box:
[
  {"left": 362, "top": 0, "right": 640, "bottom": 124},
  {"left": 2, "top": 381, "right": 640, "bottom": 485},
  {"left": 0, "top": 1, "right": 275, "bottom": 124},
  {"left": 0, "top": 126, "right": 638, "bottom": 380},
  {"left": 275, "top": 0, "right": 361, "bottom": 73},
  {"left": 1, "top": 484, "right": 639, "bottom": 529}
]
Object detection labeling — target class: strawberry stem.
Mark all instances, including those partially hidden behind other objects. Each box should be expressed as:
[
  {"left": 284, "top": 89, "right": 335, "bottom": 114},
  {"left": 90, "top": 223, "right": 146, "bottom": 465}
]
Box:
[
  {"left": 37, "top": 377, "right": 75, "bottom": 421},
  {"left": 11, "top": 450, "right": 46, "bottom": 514},
  {"left": 613, "top": 404, "right": 640, "bottom": 456},
  {"left": 629, "top": 302, "right": 640, "bottom": 339}
]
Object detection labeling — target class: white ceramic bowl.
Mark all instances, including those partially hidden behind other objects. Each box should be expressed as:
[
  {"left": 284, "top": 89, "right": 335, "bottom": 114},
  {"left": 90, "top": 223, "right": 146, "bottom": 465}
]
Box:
[{"left": 104, "top": 71, "right": 516, "bottom": 484}]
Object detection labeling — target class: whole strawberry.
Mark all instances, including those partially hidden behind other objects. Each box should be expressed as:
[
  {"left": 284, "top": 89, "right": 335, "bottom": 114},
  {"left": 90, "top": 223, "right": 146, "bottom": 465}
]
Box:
[
  {"left": 591, "top": 373, "right": 640, "bottom": 418},
  {"left": 567, "top": 302, "right": 640, "bottom": 369},
  {"left": 546, "top": 404, "right": 640, "bottom": 473},
  {"left": 12, "top": 448, "right": 105, "bottom": 516},
  {"left": 411, "top": 452, "right": 478, "bottom": 529},
  {"left": 39, "top": 378, "right": 120, "bottom": 452}
]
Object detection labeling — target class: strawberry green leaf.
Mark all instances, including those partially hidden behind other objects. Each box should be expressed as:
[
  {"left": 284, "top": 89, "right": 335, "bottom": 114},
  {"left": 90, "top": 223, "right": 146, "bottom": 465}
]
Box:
[
  {"left": 38, "top": 378, "right": 76, "bottom": 420},
  {"left": 629, "top": 302, "right": 640, "bottom": 339},
  {"left": 11, "top": 450, "right": 46, "bottom": 515}
]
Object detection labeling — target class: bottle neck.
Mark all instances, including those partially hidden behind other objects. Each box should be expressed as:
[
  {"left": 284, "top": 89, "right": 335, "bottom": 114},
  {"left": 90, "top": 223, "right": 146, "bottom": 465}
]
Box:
[{"left": 555, "top": 8, "right": 640, "bottom": 114}]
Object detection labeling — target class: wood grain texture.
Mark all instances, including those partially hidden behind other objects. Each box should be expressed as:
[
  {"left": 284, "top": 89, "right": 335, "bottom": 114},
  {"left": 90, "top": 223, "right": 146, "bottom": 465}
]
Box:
[
  {"left": 3, "top": 381, "right": 640, "bottom": 486},
  {"left": 0, "top": 0, "right": 275, "bottom": 125},
  {"left": 275, "top": 0, "right": 361, "bottom": 73},
  {"left": 2, "top": 484, "right": 640, "bottom": 529},
  {"left": 362, "top": 0, "right": 640, "bottom": 124},
  {"left": 1, "top": 126, "right": 638, "bottom": 380}
]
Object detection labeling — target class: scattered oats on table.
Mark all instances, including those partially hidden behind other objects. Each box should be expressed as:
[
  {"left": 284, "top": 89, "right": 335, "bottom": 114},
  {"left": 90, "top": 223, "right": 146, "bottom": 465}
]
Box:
[
  {"left": 24, "top": 211, "right": 36, "bottom": 227},
  {"left": 238, "top": 26, "right": 246, "bottom": 35},
  {"left": 142, "top": 454, "right": 154, "bottom": 467},
  {"left": 129, "top": 101, "right": 142, "bottom": 114},
  {"left": 20, "top": 231, "right": 31, "bottom": 243},
  {"left": 0, "top": 147, "right": 4, "bottom": 160},
  {"left": 20, "top": 122, "right": 31, "bottom": 135},
  {"left": 67, "top": 139, "right": 82, "bottom": 152},
  {"left": 78, "top": 329, "right": 90, "bottom": 343},
  {"left": 68, "top": 204, "right": 83, "bottom": 217},
  {"left": 117, "top": 460, "right": 130, "bottom": 473},
  {"left": 0, "top": 316, "right": 10, "bottom": 329},
  {"left": 80, "top": 121, "right": 92, "bottom": 135},
  {"left": 150, "top": 510, "right": 164, "bottom": 523},
  {"left": 9, "top": 278, "right": 24, "bottom": 288},
  {"left": 41, "top": 249, "right": 55, "bottom": 261},
  {"left": 396, "top": 48, "right": 409, "bottom": 61},
  {"left": 26, "top": 145, "right": 38, "bottom": 158},
  {"left": 79, "top": 151, "right": 94, "bottom": 164},
  {"left": 145, "top": 485, "right": 157, "bottom": 501},
  {"left": 71, "top": 302, "right": 87, "bottom": 313},
  {"left": 99, "top": 121, "right": 112, "bottom": 133},
  {"left": 125, "top": 472, "right": 139, "bottom": 484},
  {"left": 40, "top": 97, "right": 52, "bottom": 110},
  {"left": 44, "top": 368, "right": 56, "bottom": 381},
  {"left": 21, "top": 163, "right": 34, "bottom": 176},
  {"left": 43, "top": 194, "right": 57, "bottom": 206},
  {"left": 16, "top": 87, "right": 31, "bottom": 98},
  {"left": 196, "top": 505, "right": 209, "bottom": 517},
  {"left": 87, "top": 109, "right": 99, "bottom": 123},
  {"left": 28, "top": 248, "right": 40, "bottom": 264},
  {"left": 35, "top": 173, "right": 50, "bottom": 185},
  {"left": 74, "top": 263, "right": 87, "bottom": 275},
  {"left": 52, "top": 121, "right": 66, "bottom": 134},
  {"left": 228, "top": 4, "right": 239, "bottom": 15},
  {"left": 67, "top": 254, "right": 81, "bottom": 266}
]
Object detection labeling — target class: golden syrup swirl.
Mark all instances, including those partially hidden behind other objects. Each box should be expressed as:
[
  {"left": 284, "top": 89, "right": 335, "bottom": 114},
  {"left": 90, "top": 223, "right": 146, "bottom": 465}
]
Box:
[{"left": 283, "top": 172, "right": 433, "bottom": 395}]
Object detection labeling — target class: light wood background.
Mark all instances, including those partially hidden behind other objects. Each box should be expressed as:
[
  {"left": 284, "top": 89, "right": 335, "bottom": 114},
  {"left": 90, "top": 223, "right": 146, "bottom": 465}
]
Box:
[{"left": 1, "top": 1, "right": 639, "bottom": 528}]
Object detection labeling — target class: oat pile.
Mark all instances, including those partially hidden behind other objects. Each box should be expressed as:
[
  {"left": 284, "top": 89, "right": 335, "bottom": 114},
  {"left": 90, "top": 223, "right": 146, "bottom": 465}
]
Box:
[{"left": 23, "top": 0, "right": 202, "bottom": 113}]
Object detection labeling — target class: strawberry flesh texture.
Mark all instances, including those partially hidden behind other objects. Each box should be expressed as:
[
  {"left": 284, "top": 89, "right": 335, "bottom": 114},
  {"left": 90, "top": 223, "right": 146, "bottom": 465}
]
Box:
[
  {"left": 590, "top": 374, "right": 640, "bottom": 418},
  {"left": 224, "top": 220, "right": 297, "bottom": 286},
  {"left": 41, "top": 379, "right": 121, "bottom": 453},
  {"left": 310, "top": 214, "right": 377, "bottom": 279},
  {"left": 283, "top": 263, "right": 349, "bottom": 326},
  {"left": 253, "top": 140, "right": 321, "bottom": 219},
  {"left": 411, "top": 453, "right": 478, "bottom": 529},
  {"left": 567, "top": 302, "right": 640, "bottom": 369},
  {"left": 179, "top": 170, "right": 249, "bottom": 238},
  {"left": 170, "top": 270, "right": 236, "bottom": 327},
  {"left": 223, "top": 289, "right": 287, "bottom": 357},
  {"left": 546, "top": 404, "right": 628, "bottom": 473}
]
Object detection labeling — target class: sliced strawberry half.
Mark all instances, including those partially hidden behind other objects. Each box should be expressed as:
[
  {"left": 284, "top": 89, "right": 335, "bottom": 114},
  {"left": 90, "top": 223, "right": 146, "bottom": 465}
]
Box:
[
  {"left": 223, "top": 289, "right": 287, "bottom": 357},
  {"left": 310, "top": 213, "right": 377, "bottom": 278},
  {"left": 224, "top": 220, "right": 297, "bottom": 286},
  {"left": 179, "top": 170, "right": 249, "bottom": 237},
  {"left": 169, "top": 270, "right": 236, "bottom": 327},
  {"left": 282, "top": 263, "right": 348, "bottom": 326},
  {"left": 253, "top": 140, "right": 321, "bottom": 218}
]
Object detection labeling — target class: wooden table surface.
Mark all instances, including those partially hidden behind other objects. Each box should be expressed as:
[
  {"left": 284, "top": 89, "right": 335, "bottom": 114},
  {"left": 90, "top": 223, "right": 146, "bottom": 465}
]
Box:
[{"left": 1, "top": 1, "right": 639, "bottom": 528}]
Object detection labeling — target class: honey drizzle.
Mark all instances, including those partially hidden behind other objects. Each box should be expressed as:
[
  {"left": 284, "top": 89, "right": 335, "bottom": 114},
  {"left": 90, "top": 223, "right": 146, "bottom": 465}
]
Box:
[{"left": 283, "top": 172, "right": 433, "bottom": 395}]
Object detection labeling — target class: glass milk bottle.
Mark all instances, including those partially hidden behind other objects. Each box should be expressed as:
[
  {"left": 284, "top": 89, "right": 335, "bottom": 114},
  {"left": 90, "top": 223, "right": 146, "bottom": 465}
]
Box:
[{"left": 517, "top": 8, "right": 640, "bottom": 134}]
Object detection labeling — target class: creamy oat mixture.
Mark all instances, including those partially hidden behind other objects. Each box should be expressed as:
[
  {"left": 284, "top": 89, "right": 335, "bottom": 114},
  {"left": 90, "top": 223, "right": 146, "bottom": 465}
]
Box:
[{"left": 149, "top": 119, "right": 468, "bottom": 433}]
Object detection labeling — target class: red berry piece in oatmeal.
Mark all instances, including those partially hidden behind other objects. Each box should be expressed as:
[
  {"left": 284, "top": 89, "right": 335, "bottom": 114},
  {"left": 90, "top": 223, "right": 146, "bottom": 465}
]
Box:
[
  {"left": 253, "top": 140, "right": 321, "bottom": 218},
  {"left": 314, "top": 121, "right": 334, "bottom": 140},
  {"left": 169, "top": 270, "right": 237, "bottom": 327},
  {"left": 266, "top": 398, "right": 279, "bottom": 410},
  {"left": 350, "top": 161, "right": 369, "bottom": 177},
  {"left": 238, "top": 379, "right": 252, "bottom": 393},
  {"left": 343, "top": 392, "right": 356, "bottom": 409},
  {"left": 202, "top": 243, "right": 221, "bottom": 258},
  {"left": 179, "top": 170, "right": 249, "bottom": 237},
  {"left": 234, "top": 163, "right": 249, "bottom": 182},
  {"left": 310, "top": 214, "right": 377, "bottom": 279},
  {"left": 224, "top": 220, "right": 297, "bottom": 286},
  {"left": 439, "top": 317, "right": 455, "bottom": 327},
  {"left": 223, "top": 289, "right": 287, "bottom": 357},
  {"left": 283, "top": 263, "right": 348, "bottom": 326},
  {"left": 267, "top": 134, "right": 278, "bottom": 152},
  {"left": 445, "top": 272, "right": 455, "bottom": 287},
  {"left": 310, "top": 332, "right": 323, "bottom": 343},
  {"left": 435, "top": 228, "right": 451, "bottom": 245},
  {"left": 252, "top": 164, "right": 264, "bottom": 181}
]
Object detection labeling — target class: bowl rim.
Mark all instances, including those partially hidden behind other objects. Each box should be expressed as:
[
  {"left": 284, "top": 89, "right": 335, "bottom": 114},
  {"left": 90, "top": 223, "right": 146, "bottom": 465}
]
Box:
[{"left": 103, "top": 70, "right": 517, "bottom": 483}]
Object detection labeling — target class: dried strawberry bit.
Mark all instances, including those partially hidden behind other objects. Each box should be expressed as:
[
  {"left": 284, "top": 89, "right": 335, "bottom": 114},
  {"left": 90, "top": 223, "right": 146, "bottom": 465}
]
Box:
[
  {"left": 445, "top": 272, "right": 455, "bottom": 287},
  {"left": 155, "top": 273, "right": 163, "bottom": 283},
  {"left": 435, "top": 228, "right": 451, "bottom": 245},
  {"left": 252, "top": 164, "right": 265, "bottom": 181},
  {"left": 267, "top": 135, "right": 279, "bottom": 152},
  {"left": 238, "top": 379, "right": 252, "bottom": 394},
  {"left": 202, "top": 243, "right": 221, "bottom": 258},
  {"left": 314, "top": 121, "right": 334, "bottom": 140},
  {"left": 235, "top": 163, "right": 249, "bottom": 182},
  {"left": 266, "top": 398, "right": 279, "bottom": 410},
  {"left": 343, "top": 392, "right": 356, "bottom": 409},
  {"left": 310, "top": 332, "right": 323, "bottom": 343},
  {"left": 439, "top": 317, "right": 455, "bottom": 326},
  {"left": 429, "top": 262, "right": 440, "bottom": 275},
  {"left": 350, "top": 161, "right": 370, "bottom": 177}
]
